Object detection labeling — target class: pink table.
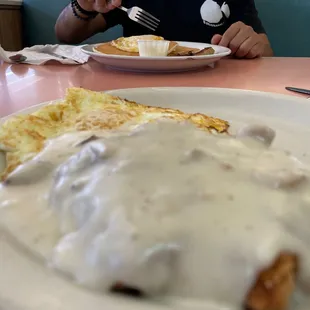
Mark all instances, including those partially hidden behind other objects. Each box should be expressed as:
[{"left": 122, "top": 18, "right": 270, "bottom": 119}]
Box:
[{"left": 1, "top": 57, "right": 309, "bottom": 117}]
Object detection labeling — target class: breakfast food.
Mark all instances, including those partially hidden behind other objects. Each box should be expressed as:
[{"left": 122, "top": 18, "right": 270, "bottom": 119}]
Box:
[
  {"left": 169, "top": 46, "right": 215, "bottom": 56},
  {"left": 245, "top": 252, "right": 298, "bottom": 310},
  {"left": 1, "top": 89, "right": 310, "bottom": 310},
  {"left": 0, "top": 87, "right": 228, "bottom": 180},
  {"left": 111, "top": 35, "right": 165, "bottom": 53},
  {"left": 93, "top": 34, "right": 215, "bottom": 57},
  {"left": 94, "top": 39, "right": 179, "bottom": 56}
]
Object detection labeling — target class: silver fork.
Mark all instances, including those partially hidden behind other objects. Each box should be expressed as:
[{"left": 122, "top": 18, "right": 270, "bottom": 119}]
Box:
[{"left": 117, "top": 6, "right": 160, "bottom": 31}]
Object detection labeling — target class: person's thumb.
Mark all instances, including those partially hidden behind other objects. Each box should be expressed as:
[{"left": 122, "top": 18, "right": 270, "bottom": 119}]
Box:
[
  {"left": 211, "top": 34, "right": 222, "bottom": 45},
  {"left": 106, "top": 0, "right": 121, "bottom": 10}
]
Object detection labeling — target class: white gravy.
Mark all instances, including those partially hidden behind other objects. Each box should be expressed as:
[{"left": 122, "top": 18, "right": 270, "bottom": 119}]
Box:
[{"left": 1, "top": 121, "right": 310, "bottom": 309}]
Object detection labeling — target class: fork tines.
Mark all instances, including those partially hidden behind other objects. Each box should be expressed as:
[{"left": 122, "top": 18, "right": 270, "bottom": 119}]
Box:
[
  {"left": 118, "top": 5, "right": 160, "bottom": 32},
  {"left": 136, "top": 9, "right": 160, "bottom": 31}
]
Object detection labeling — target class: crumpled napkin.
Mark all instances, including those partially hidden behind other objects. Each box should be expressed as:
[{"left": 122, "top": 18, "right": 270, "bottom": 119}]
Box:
[{"left": 0, "top": 44, "right": 89, "bottom": 65}]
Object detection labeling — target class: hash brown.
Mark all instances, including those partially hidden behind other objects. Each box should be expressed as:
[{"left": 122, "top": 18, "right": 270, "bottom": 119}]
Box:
[
  {"left": 0, "top": 88, "right": 229, "bottom": 180},
  {"left": 245, "top": 253, "right": 298, "bottom": 310}
]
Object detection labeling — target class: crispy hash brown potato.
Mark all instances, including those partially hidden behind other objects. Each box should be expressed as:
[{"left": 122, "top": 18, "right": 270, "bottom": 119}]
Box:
[
  {"left": 0, "top": 87, "right": 229, "bottom": 180},
  {"left": 245, "top": 253, "right": 298, "bottom": 310}
]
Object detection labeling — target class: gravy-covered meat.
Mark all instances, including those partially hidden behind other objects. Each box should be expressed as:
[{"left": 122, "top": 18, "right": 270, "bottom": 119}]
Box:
[{"left": 1, "top": 121, "right": 310, "bottom": 310}]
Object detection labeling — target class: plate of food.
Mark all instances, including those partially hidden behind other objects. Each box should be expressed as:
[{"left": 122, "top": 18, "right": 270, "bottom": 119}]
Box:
[
  {"left": 1, "top": 87, "right": 310, "bottom": 310},
  {"left": 81, "top": 35, "right": 231, "bottom": 72}
]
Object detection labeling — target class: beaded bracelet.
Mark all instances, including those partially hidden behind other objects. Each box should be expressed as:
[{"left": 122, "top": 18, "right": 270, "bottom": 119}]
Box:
[{"left": 71, "top": 0, "right": 98, "bottom": 21}]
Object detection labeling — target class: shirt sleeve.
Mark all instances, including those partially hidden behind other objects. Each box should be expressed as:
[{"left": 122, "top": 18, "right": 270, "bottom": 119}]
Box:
[
  {"left": 102, "top": 9, "right": 126, "bottom": 29},
  {"left": 229, "top": 0, "right": 266, "bottom": 34}
]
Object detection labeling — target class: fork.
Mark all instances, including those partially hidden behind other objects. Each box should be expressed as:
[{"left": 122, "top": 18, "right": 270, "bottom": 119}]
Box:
[{"left": 116, "top": 5, "right": 160, "bottom": 32}]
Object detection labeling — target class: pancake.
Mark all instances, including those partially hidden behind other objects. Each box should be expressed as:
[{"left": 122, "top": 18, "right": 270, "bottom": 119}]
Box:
[
  {"left": 94, "top": 42, "right": 215, "bottom": 57},
  {"left": 94, "top": 35, "right": 215, "bottom": 57},
  {"left": 111, "top": 35, "right": 164, "bottom": 53},
  {"left": 0, "top": 87, "right": 229, "bottom": 180},
  {"left": 94, "top": 41, "right": 179, "bottom": 56}
]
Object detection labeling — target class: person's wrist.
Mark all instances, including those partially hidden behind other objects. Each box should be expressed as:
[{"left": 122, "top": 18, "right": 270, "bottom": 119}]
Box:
[
  {"left": 75, "top": 0, "right": 96, "bottom": 13},
  {"left": 71, "top": 0, "right": 98, "bottom": 21}
]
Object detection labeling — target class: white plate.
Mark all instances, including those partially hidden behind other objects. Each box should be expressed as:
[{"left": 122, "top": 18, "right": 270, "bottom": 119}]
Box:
[
  {"left": 81, "top": 42, "right": 231, "bottom": 72},
  {"left": 1, "top": 87, "right": 310, "bottom": 310}
]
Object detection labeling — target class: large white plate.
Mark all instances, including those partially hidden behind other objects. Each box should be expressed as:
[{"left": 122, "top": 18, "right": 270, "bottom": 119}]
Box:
[
  {"left": 1, "top": 87, "right": 310, "bottom": 310},
  {"left": 81, "top": 42, "right": 231, "bottom": 72}
]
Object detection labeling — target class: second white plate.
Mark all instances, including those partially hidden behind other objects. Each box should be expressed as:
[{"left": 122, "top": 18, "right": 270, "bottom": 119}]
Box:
[
  {"left": 81, "top": 41, "right": 231, "bottom": 73},
  {"left": 1, "top": 87, "right": 310, "bottom": 310}
]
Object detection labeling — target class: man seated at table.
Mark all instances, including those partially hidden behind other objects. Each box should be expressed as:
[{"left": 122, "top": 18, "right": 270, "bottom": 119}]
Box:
[{"left": 55, "top": 0, "right": 273, "bottom": 59}]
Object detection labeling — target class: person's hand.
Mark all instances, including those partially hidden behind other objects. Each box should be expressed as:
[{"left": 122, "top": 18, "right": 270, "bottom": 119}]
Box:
[
  {"left": 211, "top": 21, "right": 265, "bottom": 59},
  {"left": 77, "top": 0, "right": 121, "bottom": 13}
]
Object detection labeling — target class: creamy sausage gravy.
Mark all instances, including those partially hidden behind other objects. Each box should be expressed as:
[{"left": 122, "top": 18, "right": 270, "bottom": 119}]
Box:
[{"left": 1, "top": 121, "right": 310, "bottom": 309}]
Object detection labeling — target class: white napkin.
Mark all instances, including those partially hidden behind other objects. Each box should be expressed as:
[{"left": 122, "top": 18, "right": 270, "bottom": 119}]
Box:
[{"left": 0, "top": 44, "right": 89, "bottom": 65}]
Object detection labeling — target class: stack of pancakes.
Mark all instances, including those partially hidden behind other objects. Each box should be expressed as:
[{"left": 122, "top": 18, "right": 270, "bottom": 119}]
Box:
[{"left": 94, "top": 35, "right": 215, "bottom": 57}]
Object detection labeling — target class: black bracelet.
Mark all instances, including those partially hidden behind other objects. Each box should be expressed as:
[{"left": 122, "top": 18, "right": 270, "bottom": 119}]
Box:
[{"left": 71, "top": 0, "right": 98, "bottom": 21}]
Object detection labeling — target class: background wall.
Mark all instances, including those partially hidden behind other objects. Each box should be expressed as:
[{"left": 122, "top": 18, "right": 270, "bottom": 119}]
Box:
[
  {"left": 22, "top": 0, "right": 310, "bottom": 57},
  {"left": 255, "top": 0, "right": 310, "bottom": 57}
]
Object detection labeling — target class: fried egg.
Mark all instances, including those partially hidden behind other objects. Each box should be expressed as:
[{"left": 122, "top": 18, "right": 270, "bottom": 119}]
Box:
[
  {"left": 0, "top": 87, "right": 229, "bottom": 179},
  {"left": 111, "top": 35, "right": 164, "bottom": 53}
]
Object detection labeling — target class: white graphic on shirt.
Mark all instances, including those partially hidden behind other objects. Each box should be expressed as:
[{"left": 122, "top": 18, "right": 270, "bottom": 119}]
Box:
[{"left": 200, "top": 0, "right": 230, "bottom": 27}]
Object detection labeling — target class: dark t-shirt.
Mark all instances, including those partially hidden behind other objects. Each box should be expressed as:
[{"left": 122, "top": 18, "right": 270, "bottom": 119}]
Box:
[{"left": 103, "top": 0, "right": 265, "bottom": 43}]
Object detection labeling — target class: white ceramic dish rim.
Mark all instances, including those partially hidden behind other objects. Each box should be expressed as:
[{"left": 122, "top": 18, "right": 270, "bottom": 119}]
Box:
[{"left": 81, "top": 41, "right": 231, "bottom": 61}]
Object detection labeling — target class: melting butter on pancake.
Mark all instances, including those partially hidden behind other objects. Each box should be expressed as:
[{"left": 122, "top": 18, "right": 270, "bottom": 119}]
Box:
[
  {"left": 0, "top": 87, "right": 229, "bottom": 179},
  {"left": 111, "top": 35, "right": 164, "bottom": 53}
]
